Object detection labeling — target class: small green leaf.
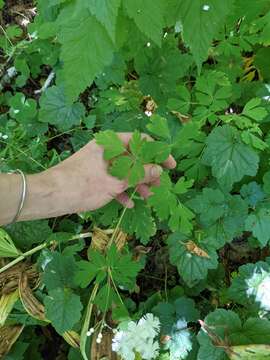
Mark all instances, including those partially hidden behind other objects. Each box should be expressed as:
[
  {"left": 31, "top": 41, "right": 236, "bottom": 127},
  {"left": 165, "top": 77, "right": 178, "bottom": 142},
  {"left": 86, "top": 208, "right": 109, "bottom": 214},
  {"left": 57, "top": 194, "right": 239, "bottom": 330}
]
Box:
[
  {"left": 121, "top": 200, "right": 156, "bottom": 244},
  {"left": 146, "top": 115, "right": 170, "bottom": 139},
  {"left": 95, "top": 130, "right": 125, "bottom": 160},
  {"left": 110, "top": 156, "right": 134, "bottom": 179},
  {"left": 242, "top": 98, "right": 268, "bottom": 121},
  {"left": 141, "top": 141, "right": 171, "bottom": 163},
  {"left": 174, "top": 178, "right": 194, "bottom": 195}
]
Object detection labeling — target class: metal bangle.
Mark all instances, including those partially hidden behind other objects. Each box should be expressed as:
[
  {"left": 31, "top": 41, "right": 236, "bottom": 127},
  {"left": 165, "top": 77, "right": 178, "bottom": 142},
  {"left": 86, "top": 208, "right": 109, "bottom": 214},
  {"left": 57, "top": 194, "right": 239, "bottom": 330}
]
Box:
[{"left": 10, "top": 169, "right": 27, "bottom": 224}]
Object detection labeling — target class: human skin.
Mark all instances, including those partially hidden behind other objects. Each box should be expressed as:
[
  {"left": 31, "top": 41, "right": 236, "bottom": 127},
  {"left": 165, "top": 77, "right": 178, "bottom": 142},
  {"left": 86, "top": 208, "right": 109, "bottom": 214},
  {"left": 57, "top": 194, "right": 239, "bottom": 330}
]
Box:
[{"left": 0, "top": 133, "right": 176, "bottom": 226}]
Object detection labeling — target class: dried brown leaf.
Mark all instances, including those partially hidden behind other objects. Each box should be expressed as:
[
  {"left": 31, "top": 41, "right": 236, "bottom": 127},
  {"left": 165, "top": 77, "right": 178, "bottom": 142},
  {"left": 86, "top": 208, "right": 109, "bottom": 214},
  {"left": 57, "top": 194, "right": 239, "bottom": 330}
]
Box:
[
  {"left": 185, "top": 240, "right": 210, "bottom": 258},
  {"left": 0, "top": 325, "right": 24, "bottom": 358}
]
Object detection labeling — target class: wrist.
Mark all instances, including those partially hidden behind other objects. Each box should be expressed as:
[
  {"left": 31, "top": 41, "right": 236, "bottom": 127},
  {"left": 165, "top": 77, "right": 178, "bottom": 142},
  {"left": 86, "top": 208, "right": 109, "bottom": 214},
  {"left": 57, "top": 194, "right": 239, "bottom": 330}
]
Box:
[{"left": 19, "top": 167, "right": 68, "bottom": 222}]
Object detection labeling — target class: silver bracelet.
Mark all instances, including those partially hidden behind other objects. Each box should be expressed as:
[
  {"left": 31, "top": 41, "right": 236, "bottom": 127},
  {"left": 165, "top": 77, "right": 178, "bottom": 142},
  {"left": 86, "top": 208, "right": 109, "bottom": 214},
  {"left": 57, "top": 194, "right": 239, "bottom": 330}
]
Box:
[{"left": 10, "top": 169, "right": 27, "bottom": 224}]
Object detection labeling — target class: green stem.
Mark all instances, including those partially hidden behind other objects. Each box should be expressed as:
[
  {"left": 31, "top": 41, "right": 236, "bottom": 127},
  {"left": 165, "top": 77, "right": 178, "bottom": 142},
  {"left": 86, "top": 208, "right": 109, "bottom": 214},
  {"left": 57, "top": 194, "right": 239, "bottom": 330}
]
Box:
[
  {"left": 0, "top": 232, "right": 91, "bottom": 274},
  {"left": 0, "top": 242, "right": 47, "bottom": 274},
  {"left": 80, "top": 283, "right": 99, "bottom": 360},
  {"left": 108, "top": 189, "right": 136, "bottom": 248}
]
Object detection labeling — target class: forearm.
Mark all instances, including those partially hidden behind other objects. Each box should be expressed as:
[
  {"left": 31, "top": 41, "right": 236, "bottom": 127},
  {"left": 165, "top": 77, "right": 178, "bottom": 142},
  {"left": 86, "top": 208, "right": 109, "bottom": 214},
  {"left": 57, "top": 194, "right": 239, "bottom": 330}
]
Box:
[{"left": 0, "top": 169, "right": 67, "bottom": 226}]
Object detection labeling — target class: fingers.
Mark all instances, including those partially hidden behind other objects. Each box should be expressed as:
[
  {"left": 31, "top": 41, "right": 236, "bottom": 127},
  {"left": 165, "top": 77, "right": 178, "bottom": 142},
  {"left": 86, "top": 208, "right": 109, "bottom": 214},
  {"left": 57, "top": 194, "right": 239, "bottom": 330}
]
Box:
[
  {"left": 117, "top": 132, "right": 152, "bottom": 148},
  {"left": 136, "top": 184, "right": 152, "bottom": 199},
  {"left": 162, "top": 154, "right": 177, "bottom": 169},
  {"left": 139, "top": 164, "right": 163, "bottom": 184},
  {"left": 115, "top": 192, "right": 134, "bottom": 208}
]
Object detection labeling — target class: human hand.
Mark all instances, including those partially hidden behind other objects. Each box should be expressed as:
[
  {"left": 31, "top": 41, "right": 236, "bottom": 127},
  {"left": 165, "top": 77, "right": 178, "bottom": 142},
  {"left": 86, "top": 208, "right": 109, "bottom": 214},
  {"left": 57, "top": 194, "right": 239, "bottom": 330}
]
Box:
[{"left": 51, "top": 132, "right": 176, "bottom": 213}]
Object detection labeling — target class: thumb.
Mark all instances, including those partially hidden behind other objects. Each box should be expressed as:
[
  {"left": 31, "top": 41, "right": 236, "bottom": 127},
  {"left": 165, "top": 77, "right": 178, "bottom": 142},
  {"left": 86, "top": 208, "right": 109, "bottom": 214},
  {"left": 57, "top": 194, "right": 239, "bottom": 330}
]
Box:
[{"left": 140, "top": 164, "right": 163, "bottom": 184}]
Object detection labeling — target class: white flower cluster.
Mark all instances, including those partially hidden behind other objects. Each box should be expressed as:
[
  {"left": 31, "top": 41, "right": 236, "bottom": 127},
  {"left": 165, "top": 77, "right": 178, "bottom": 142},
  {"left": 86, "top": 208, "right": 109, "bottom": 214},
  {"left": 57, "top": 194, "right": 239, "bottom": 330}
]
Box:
[
  {"left": 246, "top": 268, "right": 270, "bottom": 311},
  {"left": 112, "top": 313, "right": 160, "bottom": 360}
]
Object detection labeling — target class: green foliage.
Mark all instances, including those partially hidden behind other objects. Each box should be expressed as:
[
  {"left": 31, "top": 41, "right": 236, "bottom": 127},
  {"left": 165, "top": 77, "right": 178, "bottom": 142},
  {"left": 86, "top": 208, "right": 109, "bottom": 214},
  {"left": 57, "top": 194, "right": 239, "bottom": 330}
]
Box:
[
  {"left": 44, "top": 288, "right": 83, "bottom": 334},
  {"left": 39, "top": 86, "right": 85, "bottom": 130},
  {"left": 167, "top": 232, "right": 218, "bottom": 287},
  {"left": 1, "top": 0, "right": 270, "bottom": 358},
  {"left": 202, "top": 125, "right": 259, "bottom": 190}
]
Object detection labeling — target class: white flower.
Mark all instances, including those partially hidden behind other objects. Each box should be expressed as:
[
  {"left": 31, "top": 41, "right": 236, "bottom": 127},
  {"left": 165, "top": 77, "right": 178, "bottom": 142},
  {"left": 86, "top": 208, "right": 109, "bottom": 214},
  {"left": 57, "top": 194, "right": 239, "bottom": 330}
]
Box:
[
  {"left": 246, "top": 268, "right": 270, "bottom": 311},
  {"left": 145, "top": 110, "right": 152, "bottom": 117},
  {"left": 2, "top": 135, "right": 8, "bottom": 140},
  {"left": 202, "top": 4, "right": 210, "bottom": 11},
  {"left": 112, "top": 313, "right": 160, "bottom": 360},
  {"left": 168, "top": 318, "right": 192, "bottom": 360}
]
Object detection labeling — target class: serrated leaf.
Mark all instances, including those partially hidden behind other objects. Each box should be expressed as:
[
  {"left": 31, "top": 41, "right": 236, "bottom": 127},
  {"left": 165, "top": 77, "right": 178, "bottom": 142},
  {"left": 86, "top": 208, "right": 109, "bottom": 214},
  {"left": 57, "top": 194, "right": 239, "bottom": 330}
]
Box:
[
  {"left": 245, "top": 209, "right": 270, "bottom": 247},
  {"left": 0, "top": 229, "right": 21, "bottom": 258},
  {"left": 58, "top": 3, "right": 114, "bottom": 100},
  {"left": 124, "top": 0, "right": 165, "bottom": 46},
  {"left": 146, "top": 114, "right": 170, "bottom": 139},
  {"left": 129, "top": 161, "right": 145, "bottom": 187},
  {"left": 95, "top": 130, "right": 125, "bottom": 160},
  {"left": 121, "top": 200, "right": 156, "bottom": 244},
  {"left": 178, "top": 0, "right": 234, "bottom": 69},
  {"left": 188, "top": 188, "right": 227, "bottom": 225},
  {"left": 167, "top": 232, "right": 218, "bottom": 286},
  {"left": 202, "top": 125, "right": 259, "bottom": 190},
  {"left": 87, "top": 0, "right": 121, "bottom": 41},
  {"left": 43, "top": 252, "right": 78, "bottom": 291},
  {"left": 174, "top": 178, "right": 194, "bottom": 195},
  {"left": 148, "top": 173, "right": 177, "bottom": 221},
  {"left": 39, "top": 86, "right": 84, "bottom": 130},
  {"left": 110, "top": 156, "right": 134, "bottom": 179},
  {"left": 45, "top": 288, "right": 82, "bottom": 334},
  {"left": 242, "top": 98, "right": 268, "bottom": 121},
  {"left": 241, "top": 131, "right": 268, "bottom": 151},
  {"left": 153, "top": 297, "right": 199, "bottom": 334},
  {"left": 107, "top": 244, "right": 142, "bottom": 288},
  {"left": 240, "top": 182, "right": 265, "bottom": 207},
  {"left": 168, "top": 204, "right": 194, "bottom": 234},
  {"left": 74, "top": 251, "right": 107, "bottom": 288},
  {"left": 141, "top": 141, "right": 171, "bottom": 163}
]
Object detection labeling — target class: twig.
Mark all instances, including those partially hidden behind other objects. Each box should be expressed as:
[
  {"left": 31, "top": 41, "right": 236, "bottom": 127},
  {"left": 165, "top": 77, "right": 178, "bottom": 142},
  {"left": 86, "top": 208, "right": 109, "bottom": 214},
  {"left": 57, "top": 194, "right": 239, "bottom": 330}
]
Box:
[
  {"left": 34, "top": 71, "right": 55, "bottom": 94},
  {"left": 0, "top": 232, "right": 91, "bottom": 274}
]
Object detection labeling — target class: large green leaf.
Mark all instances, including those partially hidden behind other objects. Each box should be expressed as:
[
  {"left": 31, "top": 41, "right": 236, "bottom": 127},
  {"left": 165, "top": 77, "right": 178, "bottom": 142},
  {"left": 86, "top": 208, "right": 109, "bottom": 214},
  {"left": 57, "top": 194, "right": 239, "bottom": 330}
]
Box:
[
  {"left": 202, "top": 125, "right": 259, "bottom": 190},
  {"left": 58, "top": 3, "right": 114, "bottom": 100},
  {"left": 45, "top": 288, "right": 83, "bottom": 334},
  {"left": 87, "top": 0, "right": 121, "bottom": 41},
  {"left": 245, "top": 209, "right": 270, "bottom": 247},
  {"left": 178, "top": 0, "right": 234, "bottom": 69},
  {"left": 39, "top": 86, "right": 84, "bottom": 130},
  {"left": 167, "top": 232, "right": 218, "bottom": 287},
  {"left": 123, "top": 0, "right": 165, "bottom": 46},
  {"left": 43, "top": 252, "right": 78, "bottom": 291}
]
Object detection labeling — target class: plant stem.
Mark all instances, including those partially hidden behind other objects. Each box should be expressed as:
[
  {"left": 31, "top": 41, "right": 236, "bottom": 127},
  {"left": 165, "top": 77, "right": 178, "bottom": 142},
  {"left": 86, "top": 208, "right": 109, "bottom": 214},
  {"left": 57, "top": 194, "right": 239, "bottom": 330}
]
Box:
[
  {"left": 108, "top": 189, "right": 136, "bottom": 247},
  {"left": 0, "top": 232, "right": 91, "bottom": 274},
  {"left": 0, "top": 242, "right": 47, "bottom": 274},
  {"left": 80, "top": 283, "right": 99, "bottom": 360}
]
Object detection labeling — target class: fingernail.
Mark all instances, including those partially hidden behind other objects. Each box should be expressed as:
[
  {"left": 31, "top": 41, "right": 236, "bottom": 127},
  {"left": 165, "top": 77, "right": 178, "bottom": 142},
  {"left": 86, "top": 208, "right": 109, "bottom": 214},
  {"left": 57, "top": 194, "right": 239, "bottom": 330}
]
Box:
[{"left": 150, "top": 165, "right": 163, "bottom": 178}]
